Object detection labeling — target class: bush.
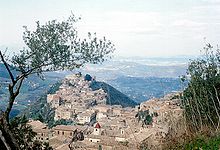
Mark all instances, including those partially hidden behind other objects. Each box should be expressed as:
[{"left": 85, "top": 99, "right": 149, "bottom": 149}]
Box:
[
  {"left": 182, "top": 43, "right": 220, "bottom": 132},
  {"left": 164, "top": 134, "right": 220, "bottom": 150}
]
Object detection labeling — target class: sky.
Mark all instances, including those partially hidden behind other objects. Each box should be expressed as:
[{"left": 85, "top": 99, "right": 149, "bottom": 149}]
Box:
[{"left": 1, "top": 0, "right": 220, "bottom": 57}]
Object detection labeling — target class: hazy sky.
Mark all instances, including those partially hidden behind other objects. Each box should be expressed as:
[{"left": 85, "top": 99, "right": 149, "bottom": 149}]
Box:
[{"left": 1, "top": 0, "right": 220, "bottom": 57}]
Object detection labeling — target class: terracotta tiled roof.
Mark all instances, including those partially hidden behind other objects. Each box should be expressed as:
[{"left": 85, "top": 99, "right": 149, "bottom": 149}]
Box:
[
  {"left": 95, "top": 123, "right": 101, "bottom": 128},
  {"left": 53, "top": 125, "right": 86, "bottom": 131},
  {"left": 28, "top": 120, "right": 47, "bottom": 129}
]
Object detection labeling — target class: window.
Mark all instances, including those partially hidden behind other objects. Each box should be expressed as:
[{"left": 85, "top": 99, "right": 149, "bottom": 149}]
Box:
[
  {"left": 90, "top": 140, "right": 92, "bottom": 142},
  {"left": 96, "top": 129, "right": 98, "bottom": 131},
  {"left": 41, "top": 133, "right": 43, "bottom": 136},
  {"left": 58, "top": 131, "right": 59, "bottom": 134},
  {"left": 70, "top": 132, "right": 72, "bottom": 136},
  {"left": 121, "top": 130, "right": 124, "bottom": 134},
  {"left": 62, "top": 131, "right": 64, "bottom": 135}
]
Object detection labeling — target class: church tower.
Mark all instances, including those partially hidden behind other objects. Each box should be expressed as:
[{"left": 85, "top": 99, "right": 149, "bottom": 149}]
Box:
[{"left": 93, "top": 122, "right": 101, "bottom": 135}]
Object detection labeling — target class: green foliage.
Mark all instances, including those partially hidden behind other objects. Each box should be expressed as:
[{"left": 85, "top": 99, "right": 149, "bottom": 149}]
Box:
[
  {"left": 98, "top": 145, "right": 102, "bottom": 150},
  {"left": 34, "top": 114, "right": 44, "bottom": 122},
  {"left": 0, "top": 70, "right": 62, "bottom": 116},
  {"left": 32, "top": 140, "right": 42, "bottom": 150},
  {"left": 43, "top": 142, "right": 53, "bottom": 150},
  {"left": 53, "top": 119, "right": 73, "bottom": 126},
  {"left": 0, "top": 14, "right": 114, "bottom": 150},
  {"left": 48, "top": 82, "right": 62, "bottom": 94},
  {"left": 168, "top": 135, "right": 220, "bottom": 150},
  {"left": 11, "top": 15, "right": 114, "bottom": 75},
  {"left": 182, "top": 43, "right": 220, "bottom": 131},
  {"left": 90, "top": 81, "right": 137, "bottom": 107},
  {"left": 10, "top": 115, "right": 37, "bottom": 149},
  {"left": 22, "top": 82, "right": 61, "bottom": 128},
  {"left": 23, "top": 82, "right": 76, "bottom": 128},
  {"left": 84, "top": 74, "right": 92, "bottom": 81},
  {"left": 135, "top": 110, "right": 153, "bottom": 126}
]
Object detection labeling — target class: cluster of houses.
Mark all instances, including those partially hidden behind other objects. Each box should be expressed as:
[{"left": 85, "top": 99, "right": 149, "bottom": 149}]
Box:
[
  {"left": 47, "top": 74, "right": 106, "bottom": 124},
  {"left": 29, "top": 74, "right": 183, "bottom": 150}
]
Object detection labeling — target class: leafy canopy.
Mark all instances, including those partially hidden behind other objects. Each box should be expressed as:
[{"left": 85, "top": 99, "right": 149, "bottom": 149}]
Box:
[{"left": 11, "top": 15, "right": 115, "bottom": 76}]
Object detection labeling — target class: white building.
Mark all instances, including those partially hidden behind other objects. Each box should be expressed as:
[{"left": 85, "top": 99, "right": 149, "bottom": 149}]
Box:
[{"left": 77, "top": 111, "right": 96, "bottom": 124}]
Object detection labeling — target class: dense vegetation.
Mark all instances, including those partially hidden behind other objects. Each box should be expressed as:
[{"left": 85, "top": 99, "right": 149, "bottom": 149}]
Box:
[
  {"left": 182, "top": 44, "right": 220, "bottom": 132},
  {"left": 173, "top": 135, "right": 220, "bottom": 150},
  {"left": 23, "top": 82, "right": 61, "bottom": 128},
  {"left": 161, "top": 44, "right": 220, "bottom": 149},
  {"left": 135, "top": 110, "right": 154, "bottom": 126},
  {"left": 0, "top": 115, "right": 53, "bottom": 150},
  {"left": 90, "top": 81, "right": 138, "bottom": 107}
]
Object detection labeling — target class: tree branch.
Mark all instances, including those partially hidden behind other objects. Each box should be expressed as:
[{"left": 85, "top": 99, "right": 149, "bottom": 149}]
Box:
[
  {"left": 15, "top": 58, "right": 83, "bottom": 82},
  {"left": 5, "top": 77, "right": 25, "bottom": 122},
  {"left": 14, "top": 77, "right": 25, "bottom": 97},
  {"left": 0, "top": 50, "right": 15, "bottom": 84}
]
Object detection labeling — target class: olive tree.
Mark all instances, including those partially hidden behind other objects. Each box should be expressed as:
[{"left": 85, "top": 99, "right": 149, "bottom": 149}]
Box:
[{"left": 0, "top": 15, "right": 115, "bottom": 149}]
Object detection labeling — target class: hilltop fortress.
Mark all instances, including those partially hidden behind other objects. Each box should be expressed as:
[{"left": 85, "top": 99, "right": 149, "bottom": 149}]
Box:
[{"left": 29, "top": 73, "right": 183, "bottom": 150}]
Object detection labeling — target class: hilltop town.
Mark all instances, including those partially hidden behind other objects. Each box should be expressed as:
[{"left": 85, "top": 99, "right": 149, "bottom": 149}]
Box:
[{"left": 28, "top": 73, "right": 183, "bottom": 150}]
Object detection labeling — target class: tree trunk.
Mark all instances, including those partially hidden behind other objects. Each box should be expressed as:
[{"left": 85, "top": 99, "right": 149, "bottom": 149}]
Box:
[
  {"left": 0, "top": 81, "right": 23, "bottom": 150},
  {"left": 0, "top": 113, "right": 20, "bottom": 150},
  {"left": 0, "top": 130, "right": 10, "bottom": 150}
]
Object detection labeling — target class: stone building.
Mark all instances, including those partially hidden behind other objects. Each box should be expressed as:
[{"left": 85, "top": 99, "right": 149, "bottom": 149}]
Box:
[
  {"left": 47, "top": 94, "right": 61, "bottom": 108},
  {"left": 47, "top": 74, "right": 108, "bottom": 122},
  {"left": 28, "top": 120, "right": 50, "bottom": 142},
  {"left": 77, "top": 110, "right": 96, "bottom": 125},
  {"left": 54, "top": 107, "right": 75, "bottom": 121},
  {"left": 52, "top": 125, "right": 86, "bottom": 137}
]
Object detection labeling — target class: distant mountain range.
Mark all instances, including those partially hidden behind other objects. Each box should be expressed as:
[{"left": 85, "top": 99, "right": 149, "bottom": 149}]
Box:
[
  {"left": 0, "top": 56, "right": 190, "bottom": 117},
  {"left": 108, "top": 76, "right": 187, "bottom": 103},
  {"left": 78, "top": 57, "right": 189, "bottom": 103}
]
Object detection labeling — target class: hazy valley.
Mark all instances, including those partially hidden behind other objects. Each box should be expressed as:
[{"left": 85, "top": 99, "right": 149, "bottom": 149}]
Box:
[{"left": 0, "top": 56, "right": 189, "bottom": 117}]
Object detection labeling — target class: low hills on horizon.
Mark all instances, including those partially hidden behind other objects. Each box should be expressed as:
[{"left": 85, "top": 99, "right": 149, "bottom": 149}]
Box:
[
  {"left": 0, "top": 63, "right": 138, "bottom": 118},
  {"left": 0, "top": 57, "right": 187, "bottom": 117}
]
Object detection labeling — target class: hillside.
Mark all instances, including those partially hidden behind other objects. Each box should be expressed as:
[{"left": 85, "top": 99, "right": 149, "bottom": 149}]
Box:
[
  {"left": 1, "top": 57, "right": 187, "bottom": 117},
  {"left": 108, "top": 76, "right": 187, "bottom": 103},
  {"left": 90, "top": 81, "right": 137, "bottom": 107},
  {"left": 0, "top": 63, "right": 65, "bottom": 117},
  {"left": 22, "top": 82, "right": 61, "bottom": 127},
  {"left": 23, "top": 74, "right": 137, "bottom": 126}
]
